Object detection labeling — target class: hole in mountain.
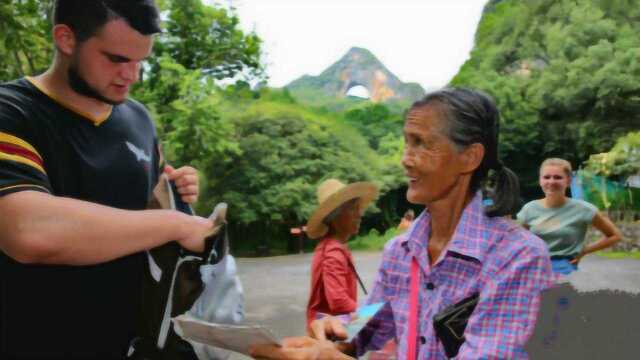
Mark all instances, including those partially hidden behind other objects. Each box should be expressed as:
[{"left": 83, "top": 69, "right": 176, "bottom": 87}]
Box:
[{"left": 346, "top": 85, "right": 370, "bottom": 99}]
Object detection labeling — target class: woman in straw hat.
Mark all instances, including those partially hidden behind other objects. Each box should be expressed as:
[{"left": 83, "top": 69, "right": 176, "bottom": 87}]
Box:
[
  {"left": 251, "top": 88, "right": 554, "bottom": 360},
  {"left": 305, "top": 178, "right": 378, "bottom": 329}
]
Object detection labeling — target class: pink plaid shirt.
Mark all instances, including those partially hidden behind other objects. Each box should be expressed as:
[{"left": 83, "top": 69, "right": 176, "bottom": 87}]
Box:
[{"left": 355, "top": 193, "right": 554, "bottom": 359}]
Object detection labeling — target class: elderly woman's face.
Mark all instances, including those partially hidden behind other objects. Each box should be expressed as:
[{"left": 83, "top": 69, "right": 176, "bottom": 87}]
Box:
[
  {"left": 331, "top": 200, "right": 362, "bottom": 238},
  {"left": 402, "top": 106, "right": 467, "bottom": 205}
]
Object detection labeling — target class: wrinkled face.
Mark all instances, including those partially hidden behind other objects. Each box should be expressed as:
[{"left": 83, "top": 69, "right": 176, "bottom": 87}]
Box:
[
  {"left": 539, "top": 165, "right": 570, "bottom": 197},
  {"left": 68, "top": 19, "right": 153, "bottom": 104},
  {"left": 331, "top": 199, "right": 362, "bottom": 237},
  {"left": 402, "top": 106, "right": 466, "bottom": 205}
]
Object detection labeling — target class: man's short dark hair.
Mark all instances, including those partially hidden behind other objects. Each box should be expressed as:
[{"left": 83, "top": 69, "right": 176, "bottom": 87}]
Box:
[{"left": 53, "top": 0, "right": 161, "bottom": 42}]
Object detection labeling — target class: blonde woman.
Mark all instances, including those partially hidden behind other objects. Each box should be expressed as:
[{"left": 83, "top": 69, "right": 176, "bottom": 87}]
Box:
[{"left": 517, "top": 158, "right": 622, "bottom": 275}]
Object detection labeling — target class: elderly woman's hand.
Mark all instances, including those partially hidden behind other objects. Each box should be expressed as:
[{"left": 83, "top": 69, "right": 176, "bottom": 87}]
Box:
[
  {"left": 249, "top": 337, "right": 354, "bottom": 360},
  {"left": 308, "top": 316, "right": 349, "bottom": 341},
  {"left": 249, "top": 317, "right": 357, "bottom": 360}
]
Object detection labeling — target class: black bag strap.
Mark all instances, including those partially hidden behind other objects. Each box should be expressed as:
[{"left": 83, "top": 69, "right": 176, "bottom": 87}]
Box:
[
  {"left": 168, "top": 179, "right": 194, "bottom": 216},
  {"left": 320, "top": 240, "right": 368, "bottom": 295},
  {"left": 347, "top": 259, "right": 368, "bottom": 295},
  {"left": 433, "top": 292, "right": 479, "bottom": 358}
]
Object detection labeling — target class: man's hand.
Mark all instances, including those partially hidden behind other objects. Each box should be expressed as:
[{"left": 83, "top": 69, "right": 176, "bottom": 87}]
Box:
[
  {"left": 176, "top": 214, "right": 213, "bottom": 253},
  {"left": 165, "top": 165, "right": 199, "bottom": 204},
  {"left": 250, "top": 337, "right": 354, "bottom": 360}
]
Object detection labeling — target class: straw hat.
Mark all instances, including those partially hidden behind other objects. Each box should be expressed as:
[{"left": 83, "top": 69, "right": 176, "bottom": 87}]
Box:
[{"left": 306, "top": 179, "right": 379, "bottom": 239}]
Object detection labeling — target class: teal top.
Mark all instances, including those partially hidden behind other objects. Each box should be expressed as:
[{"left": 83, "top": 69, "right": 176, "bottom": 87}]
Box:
[{"left": 517, "top": 198, "right": 597, "bottom": 258}]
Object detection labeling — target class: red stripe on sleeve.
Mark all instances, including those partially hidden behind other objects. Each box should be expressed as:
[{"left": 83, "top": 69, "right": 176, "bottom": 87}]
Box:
[{"left": 0, "top": 142, "right": 44, "bottom": 167}]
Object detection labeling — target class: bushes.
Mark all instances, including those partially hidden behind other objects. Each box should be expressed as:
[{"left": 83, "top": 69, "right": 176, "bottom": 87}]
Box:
[{"left": 349, "top": 228, "right": 402, "bottom": 251}]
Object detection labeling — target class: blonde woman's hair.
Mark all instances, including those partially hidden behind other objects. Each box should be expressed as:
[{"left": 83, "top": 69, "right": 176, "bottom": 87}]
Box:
[{"left": 540, "top": 158, "right": 572, "bottom": 177}]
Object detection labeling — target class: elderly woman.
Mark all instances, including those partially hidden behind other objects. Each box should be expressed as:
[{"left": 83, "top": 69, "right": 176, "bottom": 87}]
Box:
[
  {"left": 517, "top": 158, "right": 622, "bottom": 275},
  {"left": 305, "top": 179, "right": 378, "bottom": 328},
  {"left": 251, "top": 88, "right": 554, "bottom": 360}
]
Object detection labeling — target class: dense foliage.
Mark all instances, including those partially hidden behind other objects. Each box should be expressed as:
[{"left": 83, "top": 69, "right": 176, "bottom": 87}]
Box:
[
  {"left": 452, "top": 0, "right": 640, "bottom": 197},
  {"left": 0, "top": 0, "right": 53, "bottom": 80},
  {"left": 584, "top": 132, "right": 640, "bottom": 179},
  {"left": 149, "top": 0, "right": 262, "bottom": 81},
  {"left": 194, "top": 91, "right": 402, "bottom": 253}
]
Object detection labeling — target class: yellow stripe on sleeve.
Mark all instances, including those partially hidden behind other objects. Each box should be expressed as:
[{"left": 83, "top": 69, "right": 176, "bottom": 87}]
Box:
[
  {"left": 0, "top": 151, "right": 47, "bottom": 175},
  {"left": 0, "top": 184, "right": 50, "bottom": 193},
  {"left": 0, "top": 131, "right": 44, "bottom": 162}
]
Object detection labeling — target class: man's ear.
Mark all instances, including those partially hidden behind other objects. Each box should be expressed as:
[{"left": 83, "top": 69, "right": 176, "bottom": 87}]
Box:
[
  {"left": 52, "top": 24, "right": 76, "bottom": 56},
  {"left": 460, "top": 143, "right": 485, "bottom": 174}
]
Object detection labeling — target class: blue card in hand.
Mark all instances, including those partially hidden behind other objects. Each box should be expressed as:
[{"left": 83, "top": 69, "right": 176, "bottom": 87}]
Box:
[{"left": 345, "top": 302, "right": 386, "bottom": 341}]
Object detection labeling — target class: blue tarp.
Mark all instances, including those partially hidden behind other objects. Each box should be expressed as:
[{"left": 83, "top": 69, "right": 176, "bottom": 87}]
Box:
[{"left": 572, "top": 170, "right": 639, "bottom": 211}]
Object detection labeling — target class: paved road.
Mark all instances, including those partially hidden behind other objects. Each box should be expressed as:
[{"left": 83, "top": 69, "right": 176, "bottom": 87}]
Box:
[
  {"left": 227, "top": 251, "right": 379, "bottom": 359},
  {"left": 227, "top": 252, "right": 640, "bottom": 359}
]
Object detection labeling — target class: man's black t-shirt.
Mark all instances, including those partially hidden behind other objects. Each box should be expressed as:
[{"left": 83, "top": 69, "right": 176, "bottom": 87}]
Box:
[{"left": 0, "top": 78, "right": 161, "bottom": 359}]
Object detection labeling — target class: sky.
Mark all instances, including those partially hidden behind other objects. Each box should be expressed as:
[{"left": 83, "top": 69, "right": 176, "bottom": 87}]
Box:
[{"left": 206, "top": 0, "right": 488, "bottom": 90}]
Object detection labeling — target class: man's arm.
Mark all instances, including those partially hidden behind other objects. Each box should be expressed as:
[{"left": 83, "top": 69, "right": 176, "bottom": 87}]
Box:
[{"left": 0, "top": 190, "right": 212, "bottom": 266}]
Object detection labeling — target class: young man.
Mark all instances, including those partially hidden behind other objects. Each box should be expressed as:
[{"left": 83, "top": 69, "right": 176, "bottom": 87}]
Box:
[{"left": 0, "top": 1, "right": 212, "bottom": 358}]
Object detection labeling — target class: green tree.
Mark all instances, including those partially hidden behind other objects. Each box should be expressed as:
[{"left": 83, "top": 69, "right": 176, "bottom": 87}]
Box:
[
  {"left": 585, "top": 132, "right": 640, "bottom": 178},
  {"left": 127, "top": 0, "right": 265, "bottom": 179},
  {"left": 197, "top": 97, "right": 386, "bottom": 253},
  {"left": 452, "top": 0, "right": 640, "bottom": 199},
  {"left": 133, "top": 56, "right": 240, "bottom": 171},
  {"left": 148, "top": 0, "right": 263, "bottom": 82},
  {"left": 0, "top": 0, "right": 53, "bottom": 81},
  {"left": 343, "top": 103, "right": 403, "bottom": 150}
]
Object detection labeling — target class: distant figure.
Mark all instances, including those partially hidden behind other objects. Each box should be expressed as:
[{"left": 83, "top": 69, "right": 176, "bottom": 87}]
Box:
[
  {"left": 517, "top": 158, "right": 622, "bottom": 275},
  {"left": 397, "top": 209, "right": 415, "bottom": 232},
  {"left": 304, "top": 179, "right": 378, "bottom": 329}
]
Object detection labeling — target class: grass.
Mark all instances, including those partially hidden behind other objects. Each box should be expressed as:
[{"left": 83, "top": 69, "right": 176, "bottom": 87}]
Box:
[
  {"left": 349, "top": 228, "right": 401, "bottom": 251},
  {"left": 596, "top": 251, "right": 640, "bottom": 260}
]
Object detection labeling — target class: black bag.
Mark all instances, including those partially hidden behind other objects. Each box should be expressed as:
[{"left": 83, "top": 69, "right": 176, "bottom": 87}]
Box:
[
  {"left": 129, "top": 177, "right": 230, "bottom": 360},
  {"left": 432, "top": 293, "right": 479, "bottom": 358}
]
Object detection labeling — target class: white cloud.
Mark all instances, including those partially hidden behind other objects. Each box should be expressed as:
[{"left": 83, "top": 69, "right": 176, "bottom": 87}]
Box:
[{"left": 206, "top": 0, "right": 488, "bottom": 89}]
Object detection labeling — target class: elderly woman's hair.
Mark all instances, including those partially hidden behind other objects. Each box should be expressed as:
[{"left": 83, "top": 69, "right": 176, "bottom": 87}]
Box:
[
  {"left": 323, "top": 198, "right": 359, "bottom": 225},
  {"left": 540, "top": 158, "right": 572, "bottom": 178},
  {"left": 409, "top": 88, "right": 520, "bottom": 217}
]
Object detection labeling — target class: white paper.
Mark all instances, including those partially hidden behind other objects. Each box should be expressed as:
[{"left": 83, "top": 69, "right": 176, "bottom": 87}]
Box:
[{"left": 172, "top": 315, "right": 280, "bottom": 356}]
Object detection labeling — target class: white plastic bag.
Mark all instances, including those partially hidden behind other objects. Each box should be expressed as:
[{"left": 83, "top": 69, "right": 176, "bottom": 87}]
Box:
[{"left": 181, "top": 203, "right": 245, "bottom": 360}]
